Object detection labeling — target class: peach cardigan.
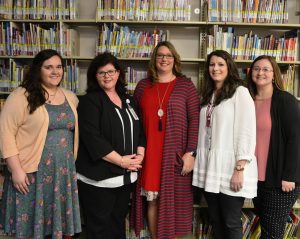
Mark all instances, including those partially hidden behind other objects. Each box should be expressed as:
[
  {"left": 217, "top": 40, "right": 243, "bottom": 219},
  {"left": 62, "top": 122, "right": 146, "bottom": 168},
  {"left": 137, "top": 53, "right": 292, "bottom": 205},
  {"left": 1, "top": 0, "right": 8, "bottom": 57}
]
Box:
[{"left": 0, "top": 87, "right": 79, "bottom": 173}]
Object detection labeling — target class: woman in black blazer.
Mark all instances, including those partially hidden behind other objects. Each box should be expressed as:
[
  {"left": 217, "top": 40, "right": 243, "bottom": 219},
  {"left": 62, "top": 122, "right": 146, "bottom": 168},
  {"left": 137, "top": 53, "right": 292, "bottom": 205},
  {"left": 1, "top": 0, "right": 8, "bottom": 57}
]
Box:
[{"left": 76, "top": 52, "right": 145, "bottom": 239}]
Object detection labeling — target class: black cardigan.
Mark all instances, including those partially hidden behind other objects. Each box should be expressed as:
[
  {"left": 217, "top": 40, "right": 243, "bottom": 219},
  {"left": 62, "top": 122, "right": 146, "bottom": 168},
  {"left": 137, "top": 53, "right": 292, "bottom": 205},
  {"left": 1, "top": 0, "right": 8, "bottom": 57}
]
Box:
[
  {"left": 76, "top": 90, "right": 145, "bottom": 181},
  {"left": 264, "top": 89, "right": 300, "bottom": 187}
]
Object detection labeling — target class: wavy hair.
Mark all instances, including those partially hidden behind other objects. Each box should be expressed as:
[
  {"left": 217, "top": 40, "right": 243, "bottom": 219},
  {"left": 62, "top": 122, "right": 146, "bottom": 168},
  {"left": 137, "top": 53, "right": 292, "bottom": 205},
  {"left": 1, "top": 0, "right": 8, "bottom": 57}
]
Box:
[
  {"left": 86, "top": 52, "right": 126, "bottom": 95},
  {"left": 247, "top": 55, "right": 284, "bottom": 99},
  {"left": 20, "top": 49, "right": 63, "bottom": 114},
  {"left": 201, "top": 50, "right": 245, "bottom": 106},
  {"left": 148, "top": 41, "right": 183, "bottom": 83}
]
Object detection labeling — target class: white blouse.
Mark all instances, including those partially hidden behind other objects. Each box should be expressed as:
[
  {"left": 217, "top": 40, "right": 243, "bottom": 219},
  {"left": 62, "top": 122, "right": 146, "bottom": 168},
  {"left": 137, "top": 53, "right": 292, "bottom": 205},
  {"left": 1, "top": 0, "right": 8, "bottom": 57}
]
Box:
[{"left": 193, "top": 86, "right": 258, "bottom": 198}]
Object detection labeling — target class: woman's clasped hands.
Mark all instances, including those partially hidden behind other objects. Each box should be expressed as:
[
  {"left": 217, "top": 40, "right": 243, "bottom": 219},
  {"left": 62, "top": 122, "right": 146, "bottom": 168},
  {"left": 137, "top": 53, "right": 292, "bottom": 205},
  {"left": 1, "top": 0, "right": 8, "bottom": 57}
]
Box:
[{"left": 120, "top": 154, "right": 143, "bottom": 171}]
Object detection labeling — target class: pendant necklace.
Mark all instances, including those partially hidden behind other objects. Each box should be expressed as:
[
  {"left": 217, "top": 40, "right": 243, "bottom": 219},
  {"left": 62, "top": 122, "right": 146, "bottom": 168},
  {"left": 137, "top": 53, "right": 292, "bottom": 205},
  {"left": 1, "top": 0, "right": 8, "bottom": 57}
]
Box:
[
  {"left": 46, "top": 88, "right": 59, "bottom": 104},
  {"left": 206, "top": 94, "right": 215, "bottom": 128},
  {"left": 205, "top": 94, "right": 215, "bottom": 149},
  {"left": 156, "top": 79, "right": 172, "bottom": 131}
]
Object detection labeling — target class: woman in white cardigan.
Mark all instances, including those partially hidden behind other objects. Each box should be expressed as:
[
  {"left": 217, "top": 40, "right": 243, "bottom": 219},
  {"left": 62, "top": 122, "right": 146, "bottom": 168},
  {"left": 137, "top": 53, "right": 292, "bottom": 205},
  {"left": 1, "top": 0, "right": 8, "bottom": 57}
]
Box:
[{"left": 193, "top": 50, "right": 257, "bottom": 239}]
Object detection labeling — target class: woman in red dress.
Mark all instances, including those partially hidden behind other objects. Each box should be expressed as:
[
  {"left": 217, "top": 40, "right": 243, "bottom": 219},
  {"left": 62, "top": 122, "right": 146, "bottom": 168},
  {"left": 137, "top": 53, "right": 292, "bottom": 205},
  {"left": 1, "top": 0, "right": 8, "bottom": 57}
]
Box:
[{"left": 132, "top": 41, "right": 200, "bottom": 239}]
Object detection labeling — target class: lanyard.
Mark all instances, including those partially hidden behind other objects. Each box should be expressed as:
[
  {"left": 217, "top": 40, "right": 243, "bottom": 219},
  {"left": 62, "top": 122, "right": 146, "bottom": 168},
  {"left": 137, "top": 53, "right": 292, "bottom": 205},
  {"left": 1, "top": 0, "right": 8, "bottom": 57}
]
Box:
[{"left": 206, "top": 95, "right": 215, "bottom": 128}]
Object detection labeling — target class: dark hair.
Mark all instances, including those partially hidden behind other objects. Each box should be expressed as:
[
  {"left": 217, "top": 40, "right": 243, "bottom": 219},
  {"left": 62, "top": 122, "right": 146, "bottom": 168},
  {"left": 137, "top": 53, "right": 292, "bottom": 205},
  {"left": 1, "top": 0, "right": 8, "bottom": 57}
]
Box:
[
  {"left": 148, "top": 41, "right": 183, "bottom": 83},
  {"left": 20, "top": 49, "right": 63, "bottom": 114},
  {"left": 201, "top": 50, "right": 244, "bottom": 106},
  {"left": 247, "top": 55, "right": 284, "bottom": 98},
  {"left": 86, "top": 52, "right": 126, "bottom": 95}
]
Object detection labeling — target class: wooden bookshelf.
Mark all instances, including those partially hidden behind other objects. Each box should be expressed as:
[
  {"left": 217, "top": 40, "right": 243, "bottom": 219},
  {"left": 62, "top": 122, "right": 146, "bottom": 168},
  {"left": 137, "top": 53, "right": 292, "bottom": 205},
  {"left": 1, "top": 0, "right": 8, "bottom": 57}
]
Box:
[{"left": 1, "top": 0, "right": 299, "bottom": 95}]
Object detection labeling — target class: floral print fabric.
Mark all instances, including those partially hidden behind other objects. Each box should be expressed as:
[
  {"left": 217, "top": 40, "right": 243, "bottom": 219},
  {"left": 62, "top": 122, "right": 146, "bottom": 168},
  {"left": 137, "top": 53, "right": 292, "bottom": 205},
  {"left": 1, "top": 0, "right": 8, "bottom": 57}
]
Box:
[{"left": 0, "top": 100, "right": 81, "bottom": 238}]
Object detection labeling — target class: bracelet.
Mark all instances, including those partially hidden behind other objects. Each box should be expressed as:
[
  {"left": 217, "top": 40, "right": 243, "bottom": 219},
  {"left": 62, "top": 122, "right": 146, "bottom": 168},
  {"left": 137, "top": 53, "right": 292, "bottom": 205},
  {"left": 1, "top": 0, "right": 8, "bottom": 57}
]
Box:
[{"left": 234, "top": 165, "right": 244, "bottom": 171}]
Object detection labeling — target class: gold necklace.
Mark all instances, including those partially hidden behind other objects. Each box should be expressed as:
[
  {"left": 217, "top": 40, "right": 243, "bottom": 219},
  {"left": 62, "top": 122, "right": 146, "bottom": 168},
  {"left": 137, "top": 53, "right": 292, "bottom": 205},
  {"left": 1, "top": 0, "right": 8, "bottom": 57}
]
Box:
[{"left": 156, "top": 80, "right": 172, "bottom": 131}]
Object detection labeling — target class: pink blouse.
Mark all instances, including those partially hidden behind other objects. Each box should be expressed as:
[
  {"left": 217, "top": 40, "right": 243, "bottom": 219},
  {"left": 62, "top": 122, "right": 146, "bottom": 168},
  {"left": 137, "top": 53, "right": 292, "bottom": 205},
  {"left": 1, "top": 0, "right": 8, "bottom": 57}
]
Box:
[{"left": 255, "top": 98, "right": 272, "bottom": 181}]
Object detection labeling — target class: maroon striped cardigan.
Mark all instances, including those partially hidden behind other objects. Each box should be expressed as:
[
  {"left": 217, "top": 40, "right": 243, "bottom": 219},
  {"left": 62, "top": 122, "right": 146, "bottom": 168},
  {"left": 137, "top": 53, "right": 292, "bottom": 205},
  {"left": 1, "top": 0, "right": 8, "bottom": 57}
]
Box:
[{"left": 131, "top": 76, "right": 200, "bottom": 238}]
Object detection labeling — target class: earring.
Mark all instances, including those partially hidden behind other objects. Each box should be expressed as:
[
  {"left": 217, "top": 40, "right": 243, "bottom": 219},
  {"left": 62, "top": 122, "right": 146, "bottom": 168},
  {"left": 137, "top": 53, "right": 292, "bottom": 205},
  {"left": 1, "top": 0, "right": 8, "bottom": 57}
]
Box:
[{"left": 272, "top": 79, "right": 275, "bottom": 83}]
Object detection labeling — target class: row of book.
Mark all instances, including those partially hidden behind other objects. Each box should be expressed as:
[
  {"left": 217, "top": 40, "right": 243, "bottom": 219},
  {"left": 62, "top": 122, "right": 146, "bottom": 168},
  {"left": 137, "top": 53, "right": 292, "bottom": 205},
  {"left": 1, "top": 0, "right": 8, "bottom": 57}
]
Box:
[
  {"left": 61, "top": 26, "right": 79, "bottom": 57},
  {"left": 207, "top": 0, "right": 288, "bottom": 23},
  {"left": 1, "top": 22, "right": 80, "bottom": 57},
  {"left": 96, "top": 23, "right": 168, "bottom": 58},
  {"left": 0, "top": 21, "right": 169, "bottom": 58},
  {"left": 0, "top": 59, "right": 296, "bottom": 96},
  {"left": 0, "top": 0, "right": 78, "bottom": 20},
  {"left": 207, "top": 26, "right": 298, "bottom": 62},
  {"left": 282, "top": 65, "right": 295, "bottom": 95},
  {"left": 0, "top": 0, "right": 291, "bottom": 24},
  {"left": 0, "top": 22, "right": 59, "bottom": 56},
  {"left": 2, "top": 20, "right": 299, "bottom": 63},
  {"left": 96, "top": 0, "right": 192, "bottom": 21},
  {"left": 126, "top": 67, "right": 147, "bottom": 95}
]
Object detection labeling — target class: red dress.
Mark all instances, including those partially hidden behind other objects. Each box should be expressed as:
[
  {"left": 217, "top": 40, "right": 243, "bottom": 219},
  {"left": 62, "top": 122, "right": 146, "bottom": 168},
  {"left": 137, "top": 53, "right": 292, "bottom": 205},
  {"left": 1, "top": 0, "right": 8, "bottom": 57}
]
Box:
[
  {"left": 140, "top": 79, "right": 176, "bottom": 191},
  {"left": 132, "top": 77, "right": 200, "bottom": 238}
]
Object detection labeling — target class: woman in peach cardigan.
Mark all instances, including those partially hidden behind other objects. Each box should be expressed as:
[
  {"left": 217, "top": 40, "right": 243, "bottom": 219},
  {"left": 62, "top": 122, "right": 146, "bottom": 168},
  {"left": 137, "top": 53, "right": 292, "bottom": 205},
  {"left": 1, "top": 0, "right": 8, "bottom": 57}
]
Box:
[{"left": 0, "top": 49, "right": 81, "bottom": 239}]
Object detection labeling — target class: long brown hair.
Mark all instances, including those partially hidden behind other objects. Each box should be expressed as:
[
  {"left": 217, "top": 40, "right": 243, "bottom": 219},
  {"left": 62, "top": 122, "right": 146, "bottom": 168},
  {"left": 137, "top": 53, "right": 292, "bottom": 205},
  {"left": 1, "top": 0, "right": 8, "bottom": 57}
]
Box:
[
  {"left": 201, "top": 50, "right": 244, "bottom": 106},
  {"left": 21, "top": 49, "right": 63, "bottom": 114}
]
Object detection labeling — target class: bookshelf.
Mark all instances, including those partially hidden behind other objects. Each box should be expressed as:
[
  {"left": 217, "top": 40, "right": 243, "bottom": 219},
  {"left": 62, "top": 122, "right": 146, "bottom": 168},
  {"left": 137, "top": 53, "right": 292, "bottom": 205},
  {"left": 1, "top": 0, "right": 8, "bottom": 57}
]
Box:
[
  {"left": 0, "top": 1, "right": 300, "bottom": 96},
  {"left": 0, "top": 0, "right": 300, "bottom": 238}
]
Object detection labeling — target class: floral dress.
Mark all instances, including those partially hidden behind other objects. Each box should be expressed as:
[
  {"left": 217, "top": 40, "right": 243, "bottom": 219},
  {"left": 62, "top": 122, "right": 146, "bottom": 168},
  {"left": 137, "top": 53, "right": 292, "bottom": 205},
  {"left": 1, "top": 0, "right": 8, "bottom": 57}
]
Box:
[{"left": 0, "top": 100, "right": 81, "bottom": 238}]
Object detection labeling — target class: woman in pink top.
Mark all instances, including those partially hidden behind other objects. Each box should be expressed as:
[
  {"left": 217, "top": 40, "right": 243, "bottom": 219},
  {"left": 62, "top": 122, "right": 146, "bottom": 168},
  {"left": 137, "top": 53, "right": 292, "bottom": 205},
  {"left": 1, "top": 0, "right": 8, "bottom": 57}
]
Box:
[{"left": 248, "top": 55, "right": 300, "bottom": 239}]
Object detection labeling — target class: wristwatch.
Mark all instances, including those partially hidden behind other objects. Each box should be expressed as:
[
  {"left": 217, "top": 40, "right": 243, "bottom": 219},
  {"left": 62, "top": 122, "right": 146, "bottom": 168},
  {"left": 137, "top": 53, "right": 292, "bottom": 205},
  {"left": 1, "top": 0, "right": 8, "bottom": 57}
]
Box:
[
  {"left": 190, "top": 151, "right": 197, "bottom": 157},
  {"left": 234, "top": 165, "right": 244, "bottom": 171}
]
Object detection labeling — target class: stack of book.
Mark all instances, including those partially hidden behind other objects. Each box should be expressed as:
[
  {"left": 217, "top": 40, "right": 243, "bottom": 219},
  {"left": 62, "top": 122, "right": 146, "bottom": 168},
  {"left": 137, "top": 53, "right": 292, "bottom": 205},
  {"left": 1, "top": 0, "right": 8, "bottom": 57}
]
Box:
[
  {"left": 96, "top": 0, "right": 192, "bottom": 21},
  {"left": 0, "top": 0, "right": 78, "bottom": 20},
  {"left": 1, "top": 22, "right": 59, "bottom": 56},
  {"left": 126, "top": 67, "right": 147, "bottom": 95},
  {"left": 96, "top": 23, "right": 168, "bottom": 58},
  {"left": 207, "top": 26, "right": 298, "bottom": 62}
]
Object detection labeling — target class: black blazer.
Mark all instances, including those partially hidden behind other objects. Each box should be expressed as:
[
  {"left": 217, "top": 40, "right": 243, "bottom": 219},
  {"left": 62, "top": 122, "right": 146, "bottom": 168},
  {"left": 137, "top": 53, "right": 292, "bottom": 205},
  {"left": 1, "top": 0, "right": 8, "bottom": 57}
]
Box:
[
  {"left": 76, "top": 90, "right": 145, "bottom": 181},
  {"left": 265, "top": 89, "right": 300, "bottom": 187}
]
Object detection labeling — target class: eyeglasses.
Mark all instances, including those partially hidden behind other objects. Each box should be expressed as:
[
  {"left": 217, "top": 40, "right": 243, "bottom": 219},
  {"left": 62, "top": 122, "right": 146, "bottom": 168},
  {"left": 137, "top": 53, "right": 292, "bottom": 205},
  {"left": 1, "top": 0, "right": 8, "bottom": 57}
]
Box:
[
  {"left": 97, "top": 69, "right": 117, "bottom": 78},
  {"left": 156, "top": 54, "right": 174, "bottom": 60},
  {"left": 252, "top": 67, "right": 273, "bottom": 73}
]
